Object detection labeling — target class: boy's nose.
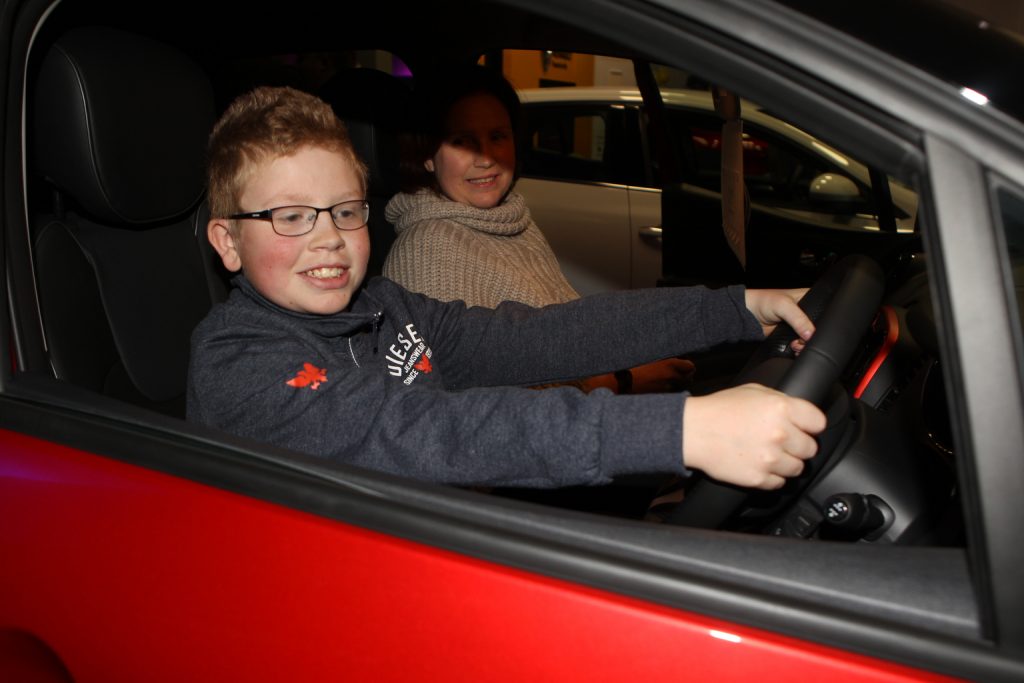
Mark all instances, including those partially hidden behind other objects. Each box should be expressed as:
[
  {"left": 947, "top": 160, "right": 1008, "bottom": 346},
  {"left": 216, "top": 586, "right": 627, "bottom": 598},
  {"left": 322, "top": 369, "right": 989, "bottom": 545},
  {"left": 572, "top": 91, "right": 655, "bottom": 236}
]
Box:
[{"left": 309, "top": 212, "right": 344, "bottom": 246}]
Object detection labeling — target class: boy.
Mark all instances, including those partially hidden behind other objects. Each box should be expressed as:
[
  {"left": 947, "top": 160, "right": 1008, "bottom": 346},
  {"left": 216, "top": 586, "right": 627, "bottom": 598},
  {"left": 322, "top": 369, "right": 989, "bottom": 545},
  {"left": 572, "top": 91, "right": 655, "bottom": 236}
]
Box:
[{"left": 188, "top": 86, "right": 824, "bottom": 490}]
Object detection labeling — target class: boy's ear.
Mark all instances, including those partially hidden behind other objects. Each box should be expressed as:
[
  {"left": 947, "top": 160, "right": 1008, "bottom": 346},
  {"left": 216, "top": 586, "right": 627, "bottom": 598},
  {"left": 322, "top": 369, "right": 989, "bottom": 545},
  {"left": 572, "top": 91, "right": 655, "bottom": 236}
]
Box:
[
  {"left": 423, "top": 158, "right": 435, "bottom": 173},
  {"left": 208, "top": 218, "right": 242, "bottom": 273}
]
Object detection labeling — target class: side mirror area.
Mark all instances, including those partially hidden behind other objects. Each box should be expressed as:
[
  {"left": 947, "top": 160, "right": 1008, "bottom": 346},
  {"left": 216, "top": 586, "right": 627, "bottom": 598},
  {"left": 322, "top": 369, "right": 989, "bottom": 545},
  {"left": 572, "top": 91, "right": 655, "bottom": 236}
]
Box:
[{"left": 808, "top": 173, "right": 862, "bottom": 206}]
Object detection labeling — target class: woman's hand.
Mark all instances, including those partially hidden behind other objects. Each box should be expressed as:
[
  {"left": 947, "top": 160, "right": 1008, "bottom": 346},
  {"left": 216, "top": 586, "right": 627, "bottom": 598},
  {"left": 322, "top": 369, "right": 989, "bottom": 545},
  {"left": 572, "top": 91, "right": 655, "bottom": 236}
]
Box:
[
  {"left": 627, "top": 358, "right": 696, "bottom": 393},
  {"left": 572, "top": 358, "right": 695, "bottom": 394}
]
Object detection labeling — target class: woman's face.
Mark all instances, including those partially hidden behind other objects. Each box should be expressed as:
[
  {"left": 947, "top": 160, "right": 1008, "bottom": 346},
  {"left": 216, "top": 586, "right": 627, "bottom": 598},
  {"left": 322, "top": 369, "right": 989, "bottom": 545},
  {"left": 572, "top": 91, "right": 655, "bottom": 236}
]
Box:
[{"left": 426, "top": 93, "right": 515, "bottom": 209}]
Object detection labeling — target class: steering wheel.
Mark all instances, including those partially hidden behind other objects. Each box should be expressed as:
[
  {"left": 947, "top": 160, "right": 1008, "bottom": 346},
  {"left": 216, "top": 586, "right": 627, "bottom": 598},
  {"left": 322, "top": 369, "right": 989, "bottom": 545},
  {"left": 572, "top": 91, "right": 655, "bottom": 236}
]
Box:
[{"left": 663, "top": 254, "right": 885, "bottom": 528}]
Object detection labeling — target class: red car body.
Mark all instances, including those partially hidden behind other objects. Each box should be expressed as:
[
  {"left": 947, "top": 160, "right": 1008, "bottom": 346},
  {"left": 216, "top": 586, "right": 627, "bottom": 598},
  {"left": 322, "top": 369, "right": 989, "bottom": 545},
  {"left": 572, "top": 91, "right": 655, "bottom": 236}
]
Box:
[{"left": 1, "top": 430, "right": 956, "bottom": 682}]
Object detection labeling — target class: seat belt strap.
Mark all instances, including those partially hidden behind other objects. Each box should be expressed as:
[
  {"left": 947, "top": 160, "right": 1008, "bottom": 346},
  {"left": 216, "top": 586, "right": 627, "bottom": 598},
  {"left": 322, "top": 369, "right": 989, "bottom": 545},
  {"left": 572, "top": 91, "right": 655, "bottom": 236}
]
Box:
[{"left": 713, "top": 86, "right": 746, "bottom": 269}]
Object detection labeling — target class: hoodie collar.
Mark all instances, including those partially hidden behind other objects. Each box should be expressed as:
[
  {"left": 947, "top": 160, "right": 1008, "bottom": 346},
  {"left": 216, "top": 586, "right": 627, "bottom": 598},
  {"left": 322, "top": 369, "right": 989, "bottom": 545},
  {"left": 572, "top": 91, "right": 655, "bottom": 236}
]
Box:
[{"left": 233, "top": 274, "right": 383, "bottom": 339}]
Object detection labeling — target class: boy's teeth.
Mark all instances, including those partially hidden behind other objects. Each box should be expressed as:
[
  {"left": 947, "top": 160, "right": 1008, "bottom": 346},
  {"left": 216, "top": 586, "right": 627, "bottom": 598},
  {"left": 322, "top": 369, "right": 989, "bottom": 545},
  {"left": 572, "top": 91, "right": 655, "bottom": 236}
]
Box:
[{"left": 306, "top": 267, "right": 343, "bottom": 278}]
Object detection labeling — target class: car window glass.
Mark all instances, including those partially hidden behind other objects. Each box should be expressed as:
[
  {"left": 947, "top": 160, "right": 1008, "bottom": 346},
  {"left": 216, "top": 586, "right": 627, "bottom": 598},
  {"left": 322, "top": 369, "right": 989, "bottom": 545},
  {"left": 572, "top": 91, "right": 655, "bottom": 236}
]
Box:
[
  {"left": 535, "top": 113, "right": 606, "bottom": 162},
  {"left": 670, "top": 109, "right": 873, "bottom": 213},
  {"left": 996, "top": 185, "right": 1024, "bottom": 345},
  {"left": 496, "top": 51, "right": 918, "bottom": 233},
  {"left": 520, "top": 107, "right": 620, "bottom": 184},
  {"left": 653, "top": 64, "right": 916, "bottom": 234},
  {"left": 491, "top": 50, "right": 648, "bottom": 186}
]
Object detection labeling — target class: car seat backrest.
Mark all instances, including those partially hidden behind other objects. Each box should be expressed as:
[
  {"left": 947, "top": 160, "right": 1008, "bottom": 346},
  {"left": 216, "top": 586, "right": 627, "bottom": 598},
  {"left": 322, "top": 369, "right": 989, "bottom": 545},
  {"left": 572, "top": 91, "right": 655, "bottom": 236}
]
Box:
[
  {"left": 318, "top": 68, "right": 412, "bottom": 278},
  {"left": 31, "top": 26, "right": 217, "bottom": 417}
]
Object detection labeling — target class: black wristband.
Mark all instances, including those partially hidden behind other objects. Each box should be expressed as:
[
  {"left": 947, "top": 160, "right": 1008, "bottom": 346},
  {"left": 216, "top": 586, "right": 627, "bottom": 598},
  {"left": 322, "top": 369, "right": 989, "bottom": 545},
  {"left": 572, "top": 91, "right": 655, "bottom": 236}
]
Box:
[{"left": 614, "top": 369, "right": 632, "bottom": 394}]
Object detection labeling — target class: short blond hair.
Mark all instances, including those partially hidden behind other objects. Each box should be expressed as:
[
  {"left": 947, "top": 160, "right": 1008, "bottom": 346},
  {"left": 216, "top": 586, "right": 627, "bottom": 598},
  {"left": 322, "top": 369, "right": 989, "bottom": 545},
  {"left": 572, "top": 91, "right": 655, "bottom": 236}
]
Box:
[{"left": 206, "top": 86, "right": 368, "bottom": 218}]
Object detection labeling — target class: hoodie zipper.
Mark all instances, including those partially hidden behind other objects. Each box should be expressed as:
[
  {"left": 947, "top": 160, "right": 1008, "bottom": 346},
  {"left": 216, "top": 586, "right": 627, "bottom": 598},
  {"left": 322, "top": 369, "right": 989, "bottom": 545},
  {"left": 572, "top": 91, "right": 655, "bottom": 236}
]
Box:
[
  {"left": 371, "top": 311, "right": 382, "bottom": 354},
  {"left": 347, "top": 337, "right": 360, "bottom": 368},
  {"left": 348, "top": 311, "right": 383, "bottom": 367}
]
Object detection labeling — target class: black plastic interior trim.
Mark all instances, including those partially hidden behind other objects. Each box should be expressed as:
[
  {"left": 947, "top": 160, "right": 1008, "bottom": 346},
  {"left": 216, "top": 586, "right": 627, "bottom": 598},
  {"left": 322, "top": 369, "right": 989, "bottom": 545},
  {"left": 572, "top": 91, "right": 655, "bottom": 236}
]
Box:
[
  {"left": 3, "top": 0, "right": 61, "bottom": 381},
  {"left": 928, "top": 139, "right": 1024, "bottom": 657}
]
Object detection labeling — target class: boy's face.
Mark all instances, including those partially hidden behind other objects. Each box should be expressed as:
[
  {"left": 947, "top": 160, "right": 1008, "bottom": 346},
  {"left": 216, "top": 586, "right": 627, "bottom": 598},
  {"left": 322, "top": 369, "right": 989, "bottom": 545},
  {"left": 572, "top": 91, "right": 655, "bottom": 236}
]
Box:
[
  {"left": 426, "top": 93, "right": 515, "bottom": 209},
  {"left": 209, "top": 146, "right": 369, "bottom": 315}
]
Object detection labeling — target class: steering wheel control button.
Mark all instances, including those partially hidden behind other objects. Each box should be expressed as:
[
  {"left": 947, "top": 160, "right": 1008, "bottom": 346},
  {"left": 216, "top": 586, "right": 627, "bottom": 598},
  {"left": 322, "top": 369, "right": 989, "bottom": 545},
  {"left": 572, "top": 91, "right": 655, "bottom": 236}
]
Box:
[
  {"left": 825, "top": 497, "right": 855, "bottom": 523},
  {"left": 821, "top": 493, "right": 894, "bottom": 541}
]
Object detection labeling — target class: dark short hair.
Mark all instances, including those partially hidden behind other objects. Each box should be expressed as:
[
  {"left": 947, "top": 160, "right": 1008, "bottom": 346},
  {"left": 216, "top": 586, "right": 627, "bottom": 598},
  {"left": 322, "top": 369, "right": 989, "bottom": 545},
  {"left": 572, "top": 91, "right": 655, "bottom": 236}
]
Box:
[{"left": 400, "top": 65, "right": 521, "bottom": 195}]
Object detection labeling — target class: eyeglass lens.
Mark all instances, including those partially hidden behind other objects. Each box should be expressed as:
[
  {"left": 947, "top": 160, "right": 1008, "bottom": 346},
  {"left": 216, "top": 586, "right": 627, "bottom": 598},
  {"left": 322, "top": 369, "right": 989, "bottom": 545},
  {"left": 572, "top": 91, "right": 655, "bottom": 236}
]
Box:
[{"left": 271, "top": 201, "right": 368, "bottom": 235}]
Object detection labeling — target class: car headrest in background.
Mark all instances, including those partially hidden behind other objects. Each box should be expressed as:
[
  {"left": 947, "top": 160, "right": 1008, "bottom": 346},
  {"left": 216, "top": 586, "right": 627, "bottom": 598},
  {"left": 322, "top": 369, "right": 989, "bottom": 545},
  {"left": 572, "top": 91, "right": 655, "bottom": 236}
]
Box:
[{"left": 29, "top": 26, "right": 217, "bottom": 416}]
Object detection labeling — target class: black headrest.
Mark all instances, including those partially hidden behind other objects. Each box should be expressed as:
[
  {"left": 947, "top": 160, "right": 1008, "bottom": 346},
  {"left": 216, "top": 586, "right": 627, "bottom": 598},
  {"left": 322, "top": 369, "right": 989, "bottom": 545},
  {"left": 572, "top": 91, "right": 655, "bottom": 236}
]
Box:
[
  {"left": 318, "top": 68, "right": 411, "bottom": 197},
  {"left": 33, "top": 26, "right": 215, "bottom": 226}
]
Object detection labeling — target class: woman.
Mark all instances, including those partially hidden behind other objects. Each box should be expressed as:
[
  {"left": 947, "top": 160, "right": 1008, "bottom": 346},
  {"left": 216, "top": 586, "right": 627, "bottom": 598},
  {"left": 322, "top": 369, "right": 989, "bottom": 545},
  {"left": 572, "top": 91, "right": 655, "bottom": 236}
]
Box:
[{"left": 383, "top": 65, "right": 693, "bottom": 394}]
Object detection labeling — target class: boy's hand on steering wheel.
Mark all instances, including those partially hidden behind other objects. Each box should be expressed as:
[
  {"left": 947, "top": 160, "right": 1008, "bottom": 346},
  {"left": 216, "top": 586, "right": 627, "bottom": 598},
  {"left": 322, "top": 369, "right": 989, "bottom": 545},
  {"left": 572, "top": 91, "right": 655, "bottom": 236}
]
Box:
[
  {"left": 682, "top": 383, "right": 826, "bottom": 490},
  {"left": 745, "top": 288, "right": 815, "bottom": 354}
]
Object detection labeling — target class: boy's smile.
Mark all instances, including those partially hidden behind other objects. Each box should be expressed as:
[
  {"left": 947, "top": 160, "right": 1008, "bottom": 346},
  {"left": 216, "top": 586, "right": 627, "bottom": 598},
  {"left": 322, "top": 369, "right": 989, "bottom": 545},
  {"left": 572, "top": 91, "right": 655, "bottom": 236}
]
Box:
[{"left": 209, "top": 145, "right": 370, "bottom": 315}]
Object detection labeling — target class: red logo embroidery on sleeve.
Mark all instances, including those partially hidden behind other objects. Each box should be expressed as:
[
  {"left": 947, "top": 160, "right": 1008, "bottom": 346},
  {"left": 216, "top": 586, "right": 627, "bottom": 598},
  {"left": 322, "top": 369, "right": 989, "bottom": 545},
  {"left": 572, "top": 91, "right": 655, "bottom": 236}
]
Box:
[
  {"left": 413, "top": 355, "right": 432, "bottom": 373},
  {"left": 286, "top": 362, "right": 327, "bottom": 390}
]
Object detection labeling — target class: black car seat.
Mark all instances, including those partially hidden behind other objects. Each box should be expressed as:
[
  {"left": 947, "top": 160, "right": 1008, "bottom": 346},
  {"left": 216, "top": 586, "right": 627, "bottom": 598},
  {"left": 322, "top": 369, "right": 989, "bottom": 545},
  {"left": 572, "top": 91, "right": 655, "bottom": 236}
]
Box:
[
  {"left": 30, "top": 26, "right": 216, "bottom": 417},
  {"left": 318, "top": 68, "right": 412, "bottom": 278}
]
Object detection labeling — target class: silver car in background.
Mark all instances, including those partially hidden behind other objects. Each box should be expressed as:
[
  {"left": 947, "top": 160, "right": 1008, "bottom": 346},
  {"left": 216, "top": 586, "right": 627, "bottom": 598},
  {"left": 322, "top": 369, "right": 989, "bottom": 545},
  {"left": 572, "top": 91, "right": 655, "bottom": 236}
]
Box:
[{"left": 517, "top": 86, "right": 918, "bottom": 294}]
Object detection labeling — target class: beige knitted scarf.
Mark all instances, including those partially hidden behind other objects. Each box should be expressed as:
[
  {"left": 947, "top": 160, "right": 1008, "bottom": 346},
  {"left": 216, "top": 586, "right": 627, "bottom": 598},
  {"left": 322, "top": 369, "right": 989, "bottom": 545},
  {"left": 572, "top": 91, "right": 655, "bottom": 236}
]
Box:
[{"left": 383, "top": 190, "right": 579, "bottom": 308}]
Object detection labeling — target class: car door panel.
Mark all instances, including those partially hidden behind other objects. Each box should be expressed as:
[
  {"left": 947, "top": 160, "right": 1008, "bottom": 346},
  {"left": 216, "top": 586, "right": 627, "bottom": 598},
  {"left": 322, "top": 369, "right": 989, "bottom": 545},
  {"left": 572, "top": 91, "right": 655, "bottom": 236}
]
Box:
[
  {"left": 518, "top": 177, "right": 632, "bottom": 295},
  {"left": 627, "top": 185, "right": 662, "bottom": 289},
  {"left": 0, "top": 416, "right": 966, "bottom": 682}
]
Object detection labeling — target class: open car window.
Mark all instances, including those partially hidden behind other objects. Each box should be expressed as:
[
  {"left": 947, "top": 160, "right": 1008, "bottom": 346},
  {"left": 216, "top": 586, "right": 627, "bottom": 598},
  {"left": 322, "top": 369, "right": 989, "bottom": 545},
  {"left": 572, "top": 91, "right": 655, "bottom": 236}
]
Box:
[{"left": 650, "top": 63, "right": 918, "bottom": 234}]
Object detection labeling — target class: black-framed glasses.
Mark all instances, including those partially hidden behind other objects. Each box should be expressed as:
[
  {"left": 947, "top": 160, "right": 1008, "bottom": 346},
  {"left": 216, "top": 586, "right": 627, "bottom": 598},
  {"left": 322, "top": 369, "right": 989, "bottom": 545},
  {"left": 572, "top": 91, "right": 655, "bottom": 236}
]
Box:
[{"left": 229, "top": 199, "right": 369, "bottom": 236}]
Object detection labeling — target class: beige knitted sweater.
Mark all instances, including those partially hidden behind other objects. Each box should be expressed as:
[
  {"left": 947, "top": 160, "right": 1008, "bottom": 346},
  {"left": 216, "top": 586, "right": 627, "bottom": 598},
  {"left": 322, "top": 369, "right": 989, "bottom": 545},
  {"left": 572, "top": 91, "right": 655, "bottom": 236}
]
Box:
[{"left": 383, "top": 190, "right": 579, "bottom": 308}]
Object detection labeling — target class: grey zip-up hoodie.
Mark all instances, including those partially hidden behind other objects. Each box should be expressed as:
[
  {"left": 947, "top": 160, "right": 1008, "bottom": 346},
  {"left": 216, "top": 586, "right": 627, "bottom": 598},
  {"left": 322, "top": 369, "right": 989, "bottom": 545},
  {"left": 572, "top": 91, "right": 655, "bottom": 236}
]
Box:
[{"left": 187, "top": 275, "right": 762, "bottom": 487}]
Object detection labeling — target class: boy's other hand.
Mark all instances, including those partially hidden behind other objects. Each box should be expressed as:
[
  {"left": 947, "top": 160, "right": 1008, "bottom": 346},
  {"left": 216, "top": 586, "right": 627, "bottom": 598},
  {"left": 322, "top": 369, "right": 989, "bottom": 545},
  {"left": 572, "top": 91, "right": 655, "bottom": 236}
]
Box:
[
  {"left": 682, "top": 383, "right": 826, "bottom": 490},
  {"left": 745, "top": 288, "right": 814, "bottom": 353}
]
